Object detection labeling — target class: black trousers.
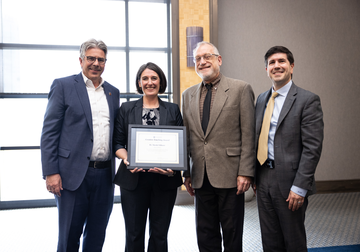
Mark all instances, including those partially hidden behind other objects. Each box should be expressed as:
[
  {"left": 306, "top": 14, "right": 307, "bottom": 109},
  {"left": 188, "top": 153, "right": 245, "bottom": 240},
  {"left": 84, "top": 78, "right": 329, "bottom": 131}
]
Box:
[
  {"left": 195, "top": 172, "right": 245, "bottom": 252},
  {"left": 120, "top": 172, "right": 178, "bottom": 252},
  {"left": 257, "top": 166, "right": 308, "bottom": 252}
]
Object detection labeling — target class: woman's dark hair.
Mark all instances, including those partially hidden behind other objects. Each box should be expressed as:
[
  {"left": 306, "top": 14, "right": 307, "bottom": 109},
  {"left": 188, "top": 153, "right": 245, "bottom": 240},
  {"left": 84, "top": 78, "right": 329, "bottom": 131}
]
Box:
[{"left": 135, "top": 62, "right": 167, "bottom": 94}]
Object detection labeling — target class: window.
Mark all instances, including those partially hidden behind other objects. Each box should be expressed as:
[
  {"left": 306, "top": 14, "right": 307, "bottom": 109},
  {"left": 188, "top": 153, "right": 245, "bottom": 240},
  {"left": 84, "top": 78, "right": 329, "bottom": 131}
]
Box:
[{"left": 0, "top": 0, "right": 172, "bottom": 209}]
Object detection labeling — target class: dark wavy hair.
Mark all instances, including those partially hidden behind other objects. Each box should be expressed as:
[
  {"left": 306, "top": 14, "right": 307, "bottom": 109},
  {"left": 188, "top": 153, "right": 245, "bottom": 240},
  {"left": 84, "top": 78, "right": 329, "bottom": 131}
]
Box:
[
  {"left": 135, "top": 62, "right": 167, "bottom": 94},
  {"left": 264, "top": 46, "right": 294, "bottom": 67}
]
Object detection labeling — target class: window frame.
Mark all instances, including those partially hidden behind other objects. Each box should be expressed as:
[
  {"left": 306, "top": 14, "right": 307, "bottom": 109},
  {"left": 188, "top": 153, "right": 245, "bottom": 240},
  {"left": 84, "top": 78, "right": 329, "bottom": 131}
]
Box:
[{"left": 0, "top": 0, "right": 177, "bottom": 210}]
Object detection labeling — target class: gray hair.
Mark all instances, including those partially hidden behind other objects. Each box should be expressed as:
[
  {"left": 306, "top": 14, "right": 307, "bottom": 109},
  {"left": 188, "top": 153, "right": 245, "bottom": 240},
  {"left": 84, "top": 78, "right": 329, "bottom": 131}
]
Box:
[
  {"left": 192, "top": 41, "right": 220, "bottom": 57},
  {"left": 79, "top": 39, "right": 108, "bottom": 59}
]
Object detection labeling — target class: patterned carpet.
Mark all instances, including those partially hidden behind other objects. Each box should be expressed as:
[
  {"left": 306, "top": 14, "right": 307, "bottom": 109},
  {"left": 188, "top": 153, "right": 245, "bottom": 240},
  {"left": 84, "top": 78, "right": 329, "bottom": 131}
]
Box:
[{"left": 0, "top": 192, "right": 359, "bottom": 251}]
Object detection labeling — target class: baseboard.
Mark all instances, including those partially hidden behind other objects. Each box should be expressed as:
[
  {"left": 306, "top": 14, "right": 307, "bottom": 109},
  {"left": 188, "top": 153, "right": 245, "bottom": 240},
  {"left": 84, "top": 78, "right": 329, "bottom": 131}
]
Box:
[
  {"left": 316, "top": 179, "right": 360, "bottom": 194},
  {"left": 174, "top": 188, "right": 257, "bottom": 205},
  {"left": 173, "top": 179, "right": 360, "bottom": 204},
  {"left": 0, "top": 196, "right": 122, "bottom": 210},
  {"left": 175, "top": 190, "right": 194, "bottom": 205}
]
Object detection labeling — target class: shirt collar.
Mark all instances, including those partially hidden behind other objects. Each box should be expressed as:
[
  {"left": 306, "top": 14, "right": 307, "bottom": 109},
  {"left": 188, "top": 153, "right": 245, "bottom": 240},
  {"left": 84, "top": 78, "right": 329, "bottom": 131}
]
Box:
[
  {"left": 82, "top": 72, "right": 104, "bottom": 89},
  {"left": 272, "top": 80, "right": 292, "bottom": 97},
  {"left": 202, "top": 72, "right": 222, "bottom": 87}
]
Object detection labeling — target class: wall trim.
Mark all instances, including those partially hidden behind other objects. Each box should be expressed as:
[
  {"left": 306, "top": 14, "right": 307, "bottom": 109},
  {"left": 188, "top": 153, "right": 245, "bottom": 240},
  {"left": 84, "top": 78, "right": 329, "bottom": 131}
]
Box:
[
  {"left": 0, "top": 196, "right": 121, "bottom": 210},
  {"left": 175, "top": 190, "right": 194, "bottom": 205},
  {"left": 316, "top": 179, "right": 360, "bottom": 194},
  {"left": 171, "top": 0, "right": 180, "bottom": 106},
  {"left": 209, "top": 0, "right": 218, "bottom": 47}
]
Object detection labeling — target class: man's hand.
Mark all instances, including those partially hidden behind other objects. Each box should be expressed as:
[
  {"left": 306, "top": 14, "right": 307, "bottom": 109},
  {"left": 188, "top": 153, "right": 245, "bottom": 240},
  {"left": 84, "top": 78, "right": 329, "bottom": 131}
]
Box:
[
  {"left": 184, "top": 177, "right": 195, "bottom": 196},
  {"left": 236, "top": 176, "right": 252, "bottom": 195},
  {"left": 252, "top": 183, "right": 257, "bottom": 196},
  {"left": 286, "top": 190, "right": 305, "bottom": 211},
  {"left": 46, "top": 174, "right": 63, "bottom": 197}
]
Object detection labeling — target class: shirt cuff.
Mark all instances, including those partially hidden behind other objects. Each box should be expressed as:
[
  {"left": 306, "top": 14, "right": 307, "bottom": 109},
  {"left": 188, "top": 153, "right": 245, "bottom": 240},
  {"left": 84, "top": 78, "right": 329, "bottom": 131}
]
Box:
[{"left": 291, "top": 185, "right": 307, "bottom": 197}]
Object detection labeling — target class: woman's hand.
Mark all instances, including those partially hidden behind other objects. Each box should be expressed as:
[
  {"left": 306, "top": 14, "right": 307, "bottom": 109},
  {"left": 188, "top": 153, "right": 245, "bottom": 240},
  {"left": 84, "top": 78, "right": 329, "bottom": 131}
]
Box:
[
  {"left": 148, "top": 167, "right": 175, "bottom": 176},
  {"left": 129, "top": 167, "right": 145, "bottom": 173},
  {"left": 121, "top": 156, "right": 145, "bottom": 173}
]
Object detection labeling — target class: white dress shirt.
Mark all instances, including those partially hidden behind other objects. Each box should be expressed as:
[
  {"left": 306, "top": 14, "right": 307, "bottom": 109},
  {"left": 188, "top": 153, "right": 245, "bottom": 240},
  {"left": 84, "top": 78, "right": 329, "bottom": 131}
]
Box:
[
  {"left": 268, "top": 80, "right": 307, "bottom": 197},
  {"left": 82, "top": 73, "right": 110, "bottom": 161}
]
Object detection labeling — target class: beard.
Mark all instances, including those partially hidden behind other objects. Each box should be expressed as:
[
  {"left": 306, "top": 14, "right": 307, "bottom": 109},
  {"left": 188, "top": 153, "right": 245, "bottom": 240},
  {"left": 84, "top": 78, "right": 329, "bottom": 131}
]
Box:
[{"left": 196, "top": 66, "right": 219, "bottom": 82}]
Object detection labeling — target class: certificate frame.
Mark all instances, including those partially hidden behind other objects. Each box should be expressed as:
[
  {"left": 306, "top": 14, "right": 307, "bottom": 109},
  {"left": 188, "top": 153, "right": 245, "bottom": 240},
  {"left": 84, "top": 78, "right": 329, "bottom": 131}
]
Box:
[{"left": 127, "top": 124, "right": 187, "bottom": 170}]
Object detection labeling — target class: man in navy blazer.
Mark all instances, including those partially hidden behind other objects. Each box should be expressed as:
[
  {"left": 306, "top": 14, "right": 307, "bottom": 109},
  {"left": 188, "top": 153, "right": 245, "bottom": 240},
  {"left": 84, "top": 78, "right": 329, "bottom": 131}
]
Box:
[
  {"left": 254, "top": 46, "right": 324, "bottom": 251},
  {"left": 41, "top": 39, "right": 120, "bottom": 252}
]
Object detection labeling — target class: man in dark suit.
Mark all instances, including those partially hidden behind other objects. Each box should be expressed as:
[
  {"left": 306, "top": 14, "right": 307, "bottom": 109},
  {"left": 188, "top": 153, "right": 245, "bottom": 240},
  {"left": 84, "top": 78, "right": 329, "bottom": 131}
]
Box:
[
  {"left": 41, "top": 39, "right": 120, "bottom": 252},
  {"left": 254, "top": 46, "right": 324, "bottom": 252},
  {"left": 182, "top": 41, "right": 255, "bottom": 252}
]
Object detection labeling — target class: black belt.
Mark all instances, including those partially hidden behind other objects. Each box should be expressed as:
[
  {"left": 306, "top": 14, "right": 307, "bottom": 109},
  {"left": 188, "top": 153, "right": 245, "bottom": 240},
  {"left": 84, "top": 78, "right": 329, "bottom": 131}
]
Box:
[
  {"left": 89, "top": 160, "right": 111, "bottom": 169},
  {"left": 263, "top": 159, "right": 275, "bottom": 168}
]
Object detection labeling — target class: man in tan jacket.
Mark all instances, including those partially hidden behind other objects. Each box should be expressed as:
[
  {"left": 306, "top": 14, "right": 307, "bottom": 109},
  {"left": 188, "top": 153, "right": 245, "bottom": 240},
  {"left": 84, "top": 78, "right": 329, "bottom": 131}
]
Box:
[{"left": 182, "top": 41, "right": 255, "bottom": 252}]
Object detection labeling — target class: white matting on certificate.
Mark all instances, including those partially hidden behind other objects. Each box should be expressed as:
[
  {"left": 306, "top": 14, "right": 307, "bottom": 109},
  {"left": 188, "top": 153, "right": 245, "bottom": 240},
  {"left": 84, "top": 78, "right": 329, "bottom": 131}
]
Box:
[
  {"left": 135, "top": 131, "right": 179, "bottom": 164},
  {"left": 127, "top": 124, "right": 187, "bottom": 170}
]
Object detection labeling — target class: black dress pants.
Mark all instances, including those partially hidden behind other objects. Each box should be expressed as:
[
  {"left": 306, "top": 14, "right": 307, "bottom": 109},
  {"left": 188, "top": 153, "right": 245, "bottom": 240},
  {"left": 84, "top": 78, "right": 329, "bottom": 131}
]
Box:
[
  {"left": 120, "top": 172, "right": 177, "bottom": 252},
  {"left": 195, "top": 172, "right": 245, "bottom": 252}
]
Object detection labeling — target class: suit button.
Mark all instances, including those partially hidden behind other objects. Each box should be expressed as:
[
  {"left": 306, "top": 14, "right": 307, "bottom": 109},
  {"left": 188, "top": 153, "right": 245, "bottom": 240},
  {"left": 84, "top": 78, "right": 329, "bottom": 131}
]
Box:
[
  {"left": 204, "top": 141, "right": 207, "bottom": 145},
  {"left": 202, "top": 156, "right": 205, "bottom": 160}
]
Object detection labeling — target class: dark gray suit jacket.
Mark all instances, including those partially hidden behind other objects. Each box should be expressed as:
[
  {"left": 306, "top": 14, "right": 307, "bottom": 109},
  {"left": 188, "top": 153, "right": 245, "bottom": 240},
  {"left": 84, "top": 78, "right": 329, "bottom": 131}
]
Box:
[{"left": 255, "top": 83, "right": 324, "bottom": 198}]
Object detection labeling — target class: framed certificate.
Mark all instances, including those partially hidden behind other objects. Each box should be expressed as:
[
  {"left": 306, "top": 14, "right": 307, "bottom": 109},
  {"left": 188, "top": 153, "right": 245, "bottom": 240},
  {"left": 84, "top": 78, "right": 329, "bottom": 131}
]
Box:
[{"left": 127, "top": 124, "right": 187, "bottom": 170}]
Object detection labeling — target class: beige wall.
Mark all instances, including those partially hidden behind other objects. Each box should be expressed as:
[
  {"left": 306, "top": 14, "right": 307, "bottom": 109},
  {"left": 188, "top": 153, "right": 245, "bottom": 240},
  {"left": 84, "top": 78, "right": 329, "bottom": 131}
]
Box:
[
  {"left": 217, "top": 0, "right": 360, "bottom": 181},
  {"left": 179, "top": 0, "right": 210, "bottom": 95}
]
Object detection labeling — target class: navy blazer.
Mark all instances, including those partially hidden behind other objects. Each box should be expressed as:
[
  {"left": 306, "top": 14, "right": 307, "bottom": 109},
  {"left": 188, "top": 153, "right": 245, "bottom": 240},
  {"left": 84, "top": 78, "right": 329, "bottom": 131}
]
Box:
[
  {"left": 113, "top": 97, "right": 183, "bottom": 190},
  {"left": 255, "top": 83, "right": 324, "bottom": 198},
  {"left": 41, "top": 72, "right": 120, "bottom": 191}
]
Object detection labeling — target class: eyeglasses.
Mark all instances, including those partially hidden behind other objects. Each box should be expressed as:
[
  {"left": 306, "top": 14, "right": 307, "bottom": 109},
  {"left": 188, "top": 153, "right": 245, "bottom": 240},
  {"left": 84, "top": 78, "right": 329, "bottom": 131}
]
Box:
[
  {"left": 193, "top": 53, "right": 219, "bottom": 63},
  {"left": 85, "top": 56, "right": 107, "bottom": 65}
]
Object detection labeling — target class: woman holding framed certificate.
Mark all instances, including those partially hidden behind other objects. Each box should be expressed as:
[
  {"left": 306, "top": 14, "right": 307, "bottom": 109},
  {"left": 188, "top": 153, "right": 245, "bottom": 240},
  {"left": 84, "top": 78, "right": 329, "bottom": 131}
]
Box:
[{"left": 113, "top": 62, "right": 183, "bottom": 252}]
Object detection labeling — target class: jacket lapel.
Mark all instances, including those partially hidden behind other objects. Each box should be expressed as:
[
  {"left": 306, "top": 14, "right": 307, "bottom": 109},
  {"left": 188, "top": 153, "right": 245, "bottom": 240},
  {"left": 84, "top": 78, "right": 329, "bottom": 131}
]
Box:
[
  {"left": 256, "top": 89, "right": 272, "bottom": 134},
  {"left": 74, "top": 73, "right": 93, "bottom": 132},
  {"left": 159, "top": 98, "right": 167, "bottom": 126},
  {"left": 189, "top": 83, "right": 203, "bottom": 135},
  {"left": 134, "top": 97, "right": 144, "bottom": 125},
  {"left": 102, "top": 82, "right": 115, "bottom": 133},
  {"left": 205, "top": 77, "right": 229, "bottom": 137},
  {"left": 277, "top": 83, "right": 297, "bottom": 130}
]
